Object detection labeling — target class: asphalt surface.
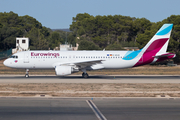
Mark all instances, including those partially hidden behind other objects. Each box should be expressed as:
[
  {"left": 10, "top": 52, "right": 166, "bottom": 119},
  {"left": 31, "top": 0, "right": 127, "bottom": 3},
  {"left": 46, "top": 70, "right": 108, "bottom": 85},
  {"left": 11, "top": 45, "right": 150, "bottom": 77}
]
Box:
[
  {"left": 0, "top": 97, "right": 180, "bottom": 120},
  {"left": 0, "top": 75, "right": 180, "bottom": 83}
]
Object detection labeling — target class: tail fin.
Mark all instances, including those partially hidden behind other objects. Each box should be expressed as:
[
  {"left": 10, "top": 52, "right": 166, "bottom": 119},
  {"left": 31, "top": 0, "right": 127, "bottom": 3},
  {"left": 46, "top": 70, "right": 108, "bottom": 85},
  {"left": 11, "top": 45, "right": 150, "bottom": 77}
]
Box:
[
  {"left": 134, "top": 24, "right": 174, "bottom": 67},
  {"left": 142, "top": 24, "right": 173, "bottom": 54}
]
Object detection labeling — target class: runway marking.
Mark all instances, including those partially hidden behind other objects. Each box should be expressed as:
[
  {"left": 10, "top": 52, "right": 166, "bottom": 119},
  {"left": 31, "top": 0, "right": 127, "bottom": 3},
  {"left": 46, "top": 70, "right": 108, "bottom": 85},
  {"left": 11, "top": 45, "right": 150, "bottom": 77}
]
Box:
[{"left": 86, "top": 100, "right": 107, "bottom": 120}]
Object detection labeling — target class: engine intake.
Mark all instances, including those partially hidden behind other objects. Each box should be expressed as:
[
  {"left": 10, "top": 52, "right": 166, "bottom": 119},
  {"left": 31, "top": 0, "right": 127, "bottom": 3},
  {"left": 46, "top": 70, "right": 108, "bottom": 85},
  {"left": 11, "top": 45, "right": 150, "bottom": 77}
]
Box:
[{"left": 55, "top": 66, "right": 72, "bottom": 76}]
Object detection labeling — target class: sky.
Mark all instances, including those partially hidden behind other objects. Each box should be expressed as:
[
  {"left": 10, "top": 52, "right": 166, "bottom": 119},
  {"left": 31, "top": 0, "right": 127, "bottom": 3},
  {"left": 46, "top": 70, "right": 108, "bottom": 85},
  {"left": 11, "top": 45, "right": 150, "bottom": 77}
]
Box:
[{"left": 0, "top": 0, "right": 179, "bottom": 29}]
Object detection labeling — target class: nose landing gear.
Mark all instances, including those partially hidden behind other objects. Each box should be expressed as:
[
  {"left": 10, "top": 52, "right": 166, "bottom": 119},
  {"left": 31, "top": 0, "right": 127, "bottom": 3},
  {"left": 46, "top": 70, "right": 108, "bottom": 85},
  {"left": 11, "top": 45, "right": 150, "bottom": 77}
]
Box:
[{"left": 25, "top": 69, "right": 29, "bottom": 78}]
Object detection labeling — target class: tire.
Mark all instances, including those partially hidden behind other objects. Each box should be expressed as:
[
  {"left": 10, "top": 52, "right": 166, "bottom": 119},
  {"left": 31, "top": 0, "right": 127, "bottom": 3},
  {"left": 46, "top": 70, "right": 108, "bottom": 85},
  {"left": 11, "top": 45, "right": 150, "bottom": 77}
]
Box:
[
  {"left": 84, "top": 73, "right": 89, "bottom": 78},
  {"left": 25, "top": 74, "right": 29, "bottom": 78}
]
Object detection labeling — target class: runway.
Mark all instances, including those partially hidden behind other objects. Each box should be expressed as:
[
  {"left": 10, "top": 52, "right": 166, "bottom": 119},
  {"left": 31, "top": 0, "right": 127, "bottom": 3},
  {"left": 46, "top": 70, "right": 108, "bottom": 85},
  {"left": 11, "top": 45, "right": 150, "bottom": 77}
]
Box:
[
  {"left": 0, "top": 97, "right": 180, "bottom": 120},
  {"left": 0, "top": 75, "right": 180, "bottom": 83}
]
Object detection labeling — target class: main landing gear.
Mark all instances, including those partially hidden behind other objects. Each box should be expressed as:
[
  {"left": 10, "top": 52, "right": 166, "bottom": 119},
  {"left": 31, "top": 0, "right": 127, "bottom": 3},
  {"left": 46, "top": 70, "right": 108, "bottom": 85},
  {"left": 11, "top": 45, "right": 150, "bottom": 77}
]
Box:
[
  {"left": 82, "top": 72, "right": 89, "bottom": 78},
  {"left": 25, "top": 69, "right": 29, "bottom": 78},
  {"left": 81, "top": 69, "right": 89, "bottom": 78}
]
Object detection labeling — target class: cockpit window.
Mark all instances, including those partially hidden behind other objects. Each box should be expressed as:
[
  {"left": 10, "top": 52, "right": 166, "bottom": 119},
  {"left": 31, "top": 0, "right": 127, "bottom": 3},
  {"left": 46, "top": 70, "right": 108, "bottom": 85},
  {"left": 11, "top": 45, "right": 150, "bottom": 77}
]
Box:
[{"left": 10, "top": 55, "right": 18, "bottom": 59}]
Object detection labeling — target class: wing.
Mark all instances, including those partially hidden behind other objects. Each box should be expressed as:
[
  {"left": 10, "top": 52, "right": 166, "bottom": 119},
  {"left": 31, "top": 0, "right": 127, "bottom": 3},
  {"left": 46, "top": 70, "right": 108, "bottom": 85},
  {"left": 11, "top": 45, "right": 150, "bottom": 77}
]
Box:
[
  {"left": 73, "top": 60, "right": 103, "bottom": 68},
  {"left": 52, "top": 59, "right": 104, "bottom": 69}
]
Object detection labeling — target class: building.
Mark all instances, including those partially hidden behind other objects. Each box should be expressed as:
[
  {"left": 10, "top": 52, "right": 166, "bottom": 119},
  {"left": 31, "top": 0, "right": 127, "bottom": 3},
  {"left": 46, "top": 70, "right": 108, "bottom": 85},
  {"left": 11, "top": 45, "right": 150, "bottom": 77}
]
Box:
[
  {"left": 12, "top": 37, "right": 29, "bottom": 54},
  {"left": 59, "top": 43, "right": 79, "bottom": 51}
]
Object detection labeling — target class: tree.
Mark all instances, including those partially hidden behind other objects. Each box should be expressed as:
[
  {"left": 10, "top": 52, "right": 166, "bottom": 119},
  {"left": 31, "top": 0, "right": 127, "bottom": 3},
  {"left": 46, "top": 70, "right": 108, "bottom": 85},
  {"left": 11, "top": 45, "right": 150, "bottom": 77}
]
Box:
[
  {"left": 48, "top": 32, "right": 61, "bottom": 49},
  {"left": 106, "top": 42, "right": 123, "bottom": 50},
  {"left": 0, "top": 11, "right": 50, "bottom": 51},
  {"left": 27, "top": 27, "right": 48, "bottom": 50},
  {"left": 70, "top": 13, "right": 141, "bottom": 50},
  {"left": 78, "top": 40, "right": 100, "bottom": 50}
]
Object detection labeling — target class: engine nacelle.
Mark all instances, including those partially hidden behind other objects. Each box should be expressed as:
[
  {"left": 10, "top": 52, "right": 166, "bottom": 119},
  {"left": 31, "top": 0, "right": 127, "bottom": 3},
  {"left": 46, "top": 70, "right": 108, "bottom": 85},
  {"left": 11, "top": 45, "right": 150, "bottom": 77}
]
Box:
[{"left": 55, "top": 66, "right": 72, "bottom": 76}]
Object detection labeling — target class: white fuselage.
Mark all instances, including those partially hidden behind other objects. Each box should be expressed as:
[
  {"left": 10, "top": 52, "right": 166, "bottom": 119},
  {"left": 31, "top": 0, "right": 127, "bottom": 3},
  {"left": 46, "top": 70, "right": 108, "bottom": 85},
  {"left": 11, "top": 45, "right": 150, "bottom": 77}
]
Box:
[{"left": 3, "top": 50, "right": 141, "bottom": 69}]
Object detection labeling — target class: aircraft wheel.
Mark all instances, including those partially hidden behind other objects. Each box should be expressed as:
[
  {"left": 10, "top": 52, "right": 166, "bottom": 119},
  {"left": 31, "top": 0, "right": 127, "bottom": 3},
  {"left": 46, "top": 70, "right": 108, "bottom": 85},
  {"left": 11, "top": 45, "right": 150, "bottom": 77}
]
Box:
[
  {"left": 83, "top": 73, "right": 89, "bottom": 78},
  {"left": 25, "top": 69, "right": 29, "bottom": 78},
  {"left": 25, "top": 74, "right": 29, "bottom": 78}
]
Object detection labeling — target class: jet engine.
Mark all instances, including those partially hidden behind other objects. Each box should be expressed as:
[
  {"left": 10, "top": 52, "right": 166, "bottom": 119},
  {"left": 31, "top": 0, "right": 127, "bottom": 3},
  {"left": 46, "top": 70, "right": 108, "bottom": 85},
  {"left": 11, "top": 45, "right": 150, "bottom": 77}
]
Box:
[{"left": 55, "top": 66, "right": 72, "bottom": 76}]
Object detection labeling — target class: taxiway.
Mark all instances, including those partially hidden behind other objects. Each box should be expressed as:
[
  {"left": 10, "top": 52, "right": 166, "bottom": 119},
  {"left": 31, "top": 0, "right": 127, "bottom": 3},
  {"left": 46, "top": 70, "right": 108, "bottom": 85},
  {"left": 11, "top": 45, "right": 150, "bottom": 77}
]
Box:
[
  {"left": 0, "top": 97, "right": 180, "bottom": 120},
  {"left": 0, "top": 75, "right": 179, "bottom": 83}
]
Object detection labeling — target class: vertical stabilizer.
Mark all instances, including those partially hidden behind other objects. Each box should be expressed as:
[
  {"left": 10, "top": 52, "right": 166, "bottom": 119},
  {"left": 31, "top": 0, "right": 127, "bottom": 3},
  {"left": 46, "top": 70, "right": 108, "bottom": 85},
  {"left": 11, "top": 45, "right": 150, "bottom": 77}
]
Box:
[
  {"left": 134, "top": 24, "right": 174, "bottom": 67},
  {"left": 142, "top": 24, "right": 173, "bottom": 54}
]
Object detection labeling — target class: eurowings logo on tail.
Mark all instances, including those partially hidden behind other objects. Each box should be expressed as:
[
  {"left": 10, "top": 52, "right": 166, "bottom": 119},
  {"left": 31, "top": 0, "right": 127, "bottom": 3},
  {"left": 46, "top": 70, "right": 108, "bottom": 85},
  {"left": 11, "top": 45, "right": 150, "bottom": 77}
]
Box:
[{"left": 123, "top": 24, "right": 175, "bottom": 66}]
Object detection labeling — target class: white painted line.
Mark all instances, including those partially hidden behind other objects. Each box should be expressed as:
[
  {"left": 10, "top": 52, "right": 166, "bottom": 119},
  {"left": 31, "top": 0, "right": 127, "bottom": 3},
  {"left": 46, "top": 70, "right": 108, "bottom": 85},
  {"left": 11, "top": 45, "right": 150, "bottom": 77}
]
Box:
[{"left": 86, "top": 100, "right": 107, "bottom": 120}]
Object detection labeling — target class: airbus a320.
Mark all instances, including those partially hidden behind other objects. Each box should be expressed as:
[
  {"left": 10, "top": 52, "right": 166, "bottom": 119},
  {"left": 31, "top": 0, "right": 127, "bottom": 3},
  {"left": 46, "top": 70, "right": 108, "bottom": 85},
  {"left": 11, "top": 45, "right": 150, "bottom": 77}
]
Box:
[{"left": 3, "top": 24, "right": 175, "bottom": 78}]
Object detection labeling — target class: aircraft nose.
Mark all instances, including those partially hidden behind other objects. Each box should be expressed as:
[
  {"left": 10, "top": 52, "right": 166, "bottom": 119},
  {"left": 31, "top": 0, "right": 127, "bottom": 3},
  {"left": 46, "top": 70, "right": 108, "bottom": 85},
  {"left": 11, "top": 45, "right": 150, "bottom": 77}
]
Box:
[{"left": 3, "top": 59, "right": 9, "bottom": 67}]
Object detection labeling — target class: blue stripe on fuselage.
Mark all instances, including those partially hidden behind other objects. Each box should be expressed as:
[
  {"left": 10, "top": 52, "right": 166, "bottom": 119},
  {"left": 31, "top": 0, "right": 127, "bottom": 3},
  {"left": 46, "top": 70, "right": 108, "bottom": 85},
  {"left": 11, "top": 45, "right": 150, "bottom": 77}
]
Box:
[{"left": 123, "top": 50, "right": 142, "bottom": 60}]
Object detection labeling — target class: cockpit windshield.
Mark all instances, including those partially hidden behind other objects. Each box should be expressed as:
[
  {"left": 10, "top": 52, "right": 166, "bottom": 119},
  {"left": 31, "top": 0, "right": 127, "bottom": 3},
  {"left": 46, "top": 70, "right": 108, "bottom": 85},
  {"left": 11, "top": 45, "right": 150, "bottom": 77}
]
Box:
[{"left": 10, "top": 55, "right": 18, "bottom": 59}]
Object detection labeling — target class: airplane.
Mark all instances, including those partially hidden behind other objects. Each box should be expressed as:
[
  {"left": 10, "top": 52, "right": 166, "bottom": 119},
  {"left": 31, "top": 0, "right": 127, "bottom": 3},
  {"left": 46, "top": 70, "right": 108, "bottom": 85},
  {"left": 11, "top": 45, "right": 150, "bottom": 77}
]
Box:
[{"left": 3, "top": 24, "right": 176, "bottom": 78}]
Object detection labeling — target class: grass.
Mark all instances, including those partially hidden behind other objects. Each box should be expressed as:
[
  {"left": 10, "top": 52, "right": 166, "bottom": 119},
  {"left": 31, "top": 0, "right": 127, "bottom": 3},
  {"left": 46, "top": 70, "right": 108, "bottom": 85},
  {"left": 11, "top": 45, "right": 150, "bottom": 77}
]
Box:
[{"left": 0, "top": 83, "right": 179, "bottom": 97}]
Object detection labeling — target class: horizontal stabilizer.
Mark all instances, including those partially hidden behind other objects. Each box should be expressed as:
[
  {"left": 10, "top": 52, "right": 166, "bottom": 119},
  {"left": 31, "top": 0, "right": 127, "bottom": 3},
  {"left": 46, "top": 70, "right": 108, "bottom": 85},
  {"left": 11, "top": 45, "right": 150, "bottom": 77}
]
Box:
[{"left": 153, "top": 53, "right": 176, "bottom": 59}]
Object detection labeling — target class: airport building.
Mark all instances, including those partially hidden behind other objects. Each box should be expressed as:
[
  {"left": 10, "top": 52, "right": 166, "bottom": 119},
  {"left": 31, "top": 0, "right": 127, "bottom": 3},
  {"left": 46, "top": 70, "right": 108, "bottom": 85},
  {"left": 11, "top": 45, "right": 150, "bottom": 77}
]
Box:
[{"left": 12, "top": 37, "right": 29, "bottom": 54}]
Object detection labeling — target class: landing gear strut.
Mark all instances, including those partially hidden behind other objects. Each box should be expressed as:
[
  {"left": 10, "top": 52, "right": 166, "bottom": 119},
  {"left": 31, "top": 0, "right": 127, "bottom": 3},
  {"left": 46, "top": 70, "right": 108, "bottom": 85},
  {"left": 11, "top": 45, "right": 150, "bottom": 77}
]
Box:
[
  {"left": 25, "top": 69, "right": 29, "bottom": 78},
  {"left": 82, "top": 72, "right": 89, "bottom": 78}
]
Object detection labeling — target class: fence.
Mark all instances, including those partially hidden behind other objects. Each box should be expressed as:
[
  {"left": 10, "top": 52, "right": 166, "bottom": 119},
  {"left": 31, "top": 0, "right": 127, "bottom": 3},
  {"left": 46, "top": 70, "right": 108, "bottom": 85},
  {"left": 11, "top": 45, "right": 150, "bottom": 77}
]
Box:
[{"left": 0, "top": 48, "right": 12, "bottom": 60}]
